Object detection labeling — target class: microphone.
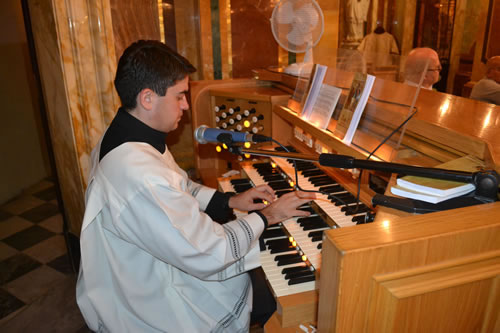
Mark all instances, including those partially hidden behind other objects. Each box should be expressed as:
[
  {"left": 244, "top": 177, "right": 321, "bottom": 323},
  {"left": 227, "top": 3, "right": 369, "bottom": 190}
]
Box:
[{"left": 194, "top": 125, "right": 271, "bottom": 144}]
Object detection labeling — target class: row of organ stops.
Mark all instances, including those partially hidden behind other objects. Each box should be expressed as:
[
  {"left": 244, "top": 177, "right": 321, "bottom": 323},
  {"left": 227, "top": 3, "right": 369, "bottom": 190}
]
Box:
[{"left": 214, "top": 104, "right": 264, "bottom": 134}]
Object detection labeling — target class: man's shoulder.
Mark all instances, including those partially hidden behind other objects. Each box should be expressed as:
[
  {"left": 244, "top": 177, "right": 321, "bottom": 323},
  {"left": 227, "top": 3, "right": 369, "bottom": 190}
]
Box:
[{"left": 98, "top": 142, "right": 182, "bottom": 188}]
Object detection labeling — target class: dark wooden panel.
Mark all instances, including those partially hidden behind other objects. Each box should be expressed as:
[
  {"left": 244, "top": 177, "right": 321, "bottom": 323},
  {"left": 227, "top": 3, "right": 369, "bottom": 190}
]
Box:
[{"left": 230, "top": 0, "right": 278, "bottom": 78}]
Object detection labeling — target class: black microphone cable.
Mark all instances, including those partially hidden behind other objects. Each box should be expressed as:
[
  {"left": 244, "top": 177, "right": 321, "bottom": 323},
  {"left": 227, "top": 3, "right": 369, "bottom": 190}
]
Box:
[
  {"left": 350, "top": 107, "right": 419, "bottom": 215},
  {"left": 270, "top": 139, "right": 349, "bottom": 209}
]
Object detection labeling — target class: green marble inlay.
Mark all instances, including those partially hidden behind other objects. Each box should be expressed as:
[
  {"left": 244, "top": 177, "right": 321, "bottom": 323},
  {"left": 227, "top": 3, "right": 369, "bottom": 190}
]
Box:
[
  {"left": 210, "top": 0, "right": 222, "bottom": 79},
  {"left": 288, "top": 52, "right": 296, "bottom": 65}
]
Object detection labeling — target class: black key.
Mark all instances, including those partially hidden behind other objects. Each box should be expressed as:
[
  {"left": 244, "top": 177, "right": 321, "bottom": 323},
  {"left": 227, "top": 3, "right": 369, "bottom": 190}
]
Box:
[
  {"left": 343, "top": 206, "right": 370, "bottom": 215},
  {"left": 230, "top": 178, "right": 251, "bottom": 185},
  {"left": 275, "top": 253, "right": 302, "bottom": 266},
  {"left": 297, "top": 215, "right": 324, "bottom": 225},
  {"left": 285, "top": 269, "right": 315, "bottom": 280},
  {"left": 233, "top": 184, "right": 253, "bottom": 193},
  {"left": 301, "top": 169, "right": 324, "bottom": 177},
  {"left": 266, "top": 238, "right": 290, "bottom": 248},
  {"left": 270, "top": 245, "right": 296, "bottom": 254},
  {"left": 282, "top": 265, "right": 309, "bottom": 275},
  {"left": 288, "top": 274, "right": 316, "bottom": 285},
  {"left": 319, "top": 184, "right": 343, "bottom": 193},
  {"left": 296, "top": 164, "right": 317, "bottom": 171},
  {"left": 261, "top": 228, "right": 286, "bottom": 239},
  {"left": 268, "top": 181, "right": 292, "bottom": 190},
  {"left": 253, "top": 199, "right": 263, "bottom": 204},
  {"left": 257, "top": 169, "right": 280, "bottom": 177},
  {"left": 263, "top": 174, "right": 284, "bottom": 182},
  {"left": 311, "top": 235, "right": 323, "bottom": 242},
  {"left": 352, "top": 215, "right": 367, "bottom": 224},
  {"left": 311, "top": 179, "right": 336, "bottom": 187},
  {"left": 317, "top": 243, "right": 322, "bottom": 249},
  {"left": 308, "top": 175, "right": 332, "bottom": 183},
  {"left": 276, "top": 189, "right": 293, "bottom": 197},
  {"left": 303, "top": 222, "right": 328, "bottom": 231},
  {"left": 307, "top": 230, "right": 324, "bottom": 238},
  {"left": 329, "top": 193, "right": 355, "bottom": 204}
]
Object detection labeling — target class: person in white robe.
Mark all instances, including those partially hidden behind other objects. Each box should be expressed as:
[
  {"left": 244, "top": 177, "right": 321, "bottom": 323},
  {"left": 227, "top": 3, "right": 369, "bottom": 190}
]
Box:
[
  {"left": 358, "top": 28, "right": 399, "bottom": 67},
  {"left": 76, "top": 40, "right": 315, "bottom": 333},
  {"left": 345, "top": 0, "right": 371, "bottom": 42}
]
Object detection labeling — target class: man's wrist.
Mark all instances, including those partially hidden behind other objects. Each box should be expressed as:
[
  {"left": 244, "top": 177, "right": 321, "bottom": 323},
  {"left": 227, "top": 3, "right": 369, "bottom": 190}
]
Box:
[{"left": 251, "top": 210, "right": 268, "bottom": 229}]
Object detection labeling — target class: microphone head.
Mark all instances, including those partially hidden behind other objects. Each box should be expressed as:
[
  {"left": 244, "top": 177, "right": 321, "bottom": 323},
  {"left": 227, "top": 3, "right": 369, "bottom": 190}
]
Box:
[{"left": 194, "top": 125, "right": 208, "bottom": 144}]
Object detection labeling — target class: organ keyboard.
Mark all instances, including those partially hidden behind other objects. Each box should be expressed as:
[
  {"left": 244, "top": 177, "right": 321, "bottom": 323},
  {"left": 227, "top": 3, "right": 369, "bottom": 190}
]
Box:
[{"left": 218, "top": 145, "right": 376, "bottom": 311}]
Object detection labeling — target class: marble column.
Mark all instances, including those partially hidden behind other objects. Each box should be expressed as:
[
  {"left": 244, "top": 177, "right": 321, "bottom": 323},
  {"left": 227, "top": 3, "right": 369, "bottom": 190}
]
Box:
[{"left": 27, "top": 0, "right": 119, "bottom": 236}]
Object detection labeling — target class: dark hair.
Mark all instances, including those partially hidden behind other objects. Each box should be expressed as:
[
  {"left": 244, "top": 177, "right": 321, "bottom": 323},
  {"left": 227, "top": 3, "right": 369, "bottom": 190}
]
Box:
[{"left": 114, "top": 40, "right": 196, "bottom": 109}]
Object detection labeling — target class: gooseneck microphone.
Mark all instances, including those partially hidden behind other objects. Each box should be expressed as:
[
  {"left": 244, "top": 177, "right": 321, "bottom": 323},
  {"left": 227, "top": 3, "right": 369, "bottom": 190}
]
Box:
[{"left": 194, "top": 125, "right": 271, "bottom": 144}]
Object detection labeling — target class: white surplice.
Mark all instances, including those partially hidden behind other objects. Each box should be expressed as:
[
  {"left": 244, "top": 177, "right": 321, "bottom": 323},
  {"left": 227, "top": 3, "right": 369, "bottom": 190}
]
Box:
[{"left": 76, "top": 140, "right": 264, "bottom": 332}]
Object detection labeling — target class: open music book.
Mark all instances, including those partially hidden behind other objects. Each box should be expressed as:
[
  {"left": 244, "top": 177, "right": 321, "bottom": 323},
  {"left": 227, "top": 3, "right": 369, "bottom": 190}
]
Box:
[{"left": 333, "top": 72, "right": 375, "bottom": 145}]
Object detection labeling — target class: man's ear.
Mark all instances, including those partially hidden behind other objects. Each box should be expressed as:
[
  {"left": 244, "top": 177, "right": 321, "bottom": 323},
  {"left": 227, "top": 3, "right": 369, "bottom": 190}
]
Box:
[{"left": 138, "top": 88, "right": 155, "bottom": 111}]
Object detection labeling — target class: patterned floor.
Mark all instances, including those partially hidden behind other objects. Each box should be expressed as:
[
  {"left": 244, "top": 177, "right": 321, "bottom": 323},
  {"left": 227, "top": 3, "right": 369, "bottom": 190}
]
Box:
[
  {"left": 0, "top": 179, "right": 89, "bottom": 332},
  {"left": 0, "top": 180, "right": 264, "bottom": 332}
]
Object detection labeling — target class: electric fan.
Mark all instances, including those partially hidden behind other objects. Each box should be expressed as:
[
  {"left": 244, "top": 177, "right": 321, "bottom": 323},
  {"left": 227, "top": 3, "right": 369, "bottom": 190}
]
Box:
[{"left": 270, "top": 0, "right": 325, "bottom": 76}]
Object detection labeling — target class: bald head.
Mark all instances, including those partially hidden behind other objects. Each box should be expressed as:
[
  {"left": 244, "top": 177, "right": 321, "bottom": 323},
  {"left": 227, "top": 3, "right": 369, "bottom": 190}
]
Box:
[
  {"left": 486, "top": 56, "right": 500, "bottom": 83},
  {"left": 404, "top": 48, "right": 441, "bottom": 89}
]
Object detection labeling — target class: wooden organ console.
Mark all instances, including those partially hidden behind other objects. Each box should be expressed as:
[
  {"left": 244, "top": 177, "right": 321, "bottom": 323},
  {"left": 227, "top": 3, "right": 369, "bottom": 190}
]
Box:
[{"left": 190, "top": 69, "right": 500, "bottom": 332}]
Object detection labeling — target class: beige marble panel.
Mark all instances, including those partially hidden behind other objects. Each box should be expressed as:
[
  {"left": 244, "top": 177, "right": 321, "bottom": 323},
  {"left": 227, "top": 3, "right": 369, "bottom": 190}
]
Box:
[
  {"left": 28, "top": 0, "right": 119, "bottom": 235},
  {"left": 27, "top": 0, "right": 85, "bottom": 235},
  {"left": 199, "top": 0, "right": 214, "bottom": 80},
  {"left": 174, "top": 0, "right": 203, "bottom": 81},
  {"left": 110, "top": 0, "right": 161, "bottom": 61},
  {"left": 219, "top": 0, "right": 231, "bottom": 79}
]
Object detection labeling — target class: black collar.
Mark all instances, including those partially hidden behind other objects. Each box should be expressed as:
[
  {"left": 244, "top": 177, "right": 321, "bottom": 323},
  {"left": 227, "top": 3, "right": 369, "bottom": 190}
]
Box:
[{"left": 99, "top": 108, "right": 167, "bottom": 161}]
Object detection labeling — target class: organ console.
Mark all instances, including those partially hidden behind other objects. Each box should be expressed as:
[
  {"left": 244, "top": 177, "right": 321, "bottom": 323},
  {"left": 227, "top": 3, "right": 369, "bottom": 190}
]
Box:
[{"left": 190, "top": 66, "right": 500, "bottom": 332}]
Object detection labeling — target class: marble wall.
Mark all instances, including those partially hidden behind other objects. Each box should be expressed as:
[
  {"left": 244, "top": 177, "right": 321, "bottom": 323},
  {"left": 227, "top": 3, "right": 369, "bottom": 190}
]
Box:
[{"left": 27, "top": 0, "right": 119, "bottom": 236}]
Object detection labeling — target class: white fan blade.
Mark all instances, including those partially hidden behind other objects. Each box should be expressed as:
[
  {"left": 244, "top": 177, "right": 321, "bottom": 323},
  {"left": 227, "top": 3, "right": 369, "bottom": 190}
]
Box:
[
  {"left": 287, "top": 25, "right": 306, "bottom": 47},
  {"left": 295, "top": 3, "right": 319, "bottom": 33},
  {"left": 276, "top": 1, "right": 295, "bottom": 24}
]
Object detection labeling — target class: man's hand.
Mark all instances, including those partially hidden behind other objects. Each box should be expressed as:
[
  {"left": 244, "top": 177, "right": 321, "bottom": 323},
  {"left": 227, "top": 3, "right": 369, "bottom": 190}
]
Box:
[
  {"left": 228, "top": 185, "right": 275, "bottom": 211},
  {"left": 260, "top": 191, "right": 316, "bottom": 225}
]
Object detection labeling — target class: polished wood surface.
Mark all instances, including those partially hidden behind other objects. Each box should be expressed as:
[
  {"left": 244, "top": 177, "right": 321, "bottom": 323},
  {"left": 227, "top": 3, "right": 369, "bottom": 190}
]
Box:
[{"left": 318, "top": 203, "right": 500, "bottom": 332}]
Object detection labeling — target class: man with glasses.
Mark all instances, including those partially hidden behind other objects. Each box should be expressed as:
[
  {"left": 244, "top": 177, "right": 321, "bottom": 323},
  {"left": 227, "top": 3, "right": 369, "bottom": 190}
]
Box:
[
  {"left": 403, "top": 47, "right": 441, "bottom": 90},
  {"left": 470, "top": 56, "right": 500, "bottom": 105}
]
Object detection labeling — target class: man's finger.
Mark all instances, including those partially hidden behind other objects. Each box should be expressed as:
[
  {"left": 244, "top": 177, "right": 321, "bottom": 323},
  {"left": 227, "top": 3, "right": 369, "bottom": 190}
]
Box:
[
  {"left": 295, "top": 191, "right": 316, "bottom": 200},
  {"left": 248, "top": 203, "right": 267, "bottom": 211},
  {"left": 254, "top": 185, "right": 275, "bottom": 197},
  {"left": 291, "top": 209, "right": 311, "bottom": 217}
]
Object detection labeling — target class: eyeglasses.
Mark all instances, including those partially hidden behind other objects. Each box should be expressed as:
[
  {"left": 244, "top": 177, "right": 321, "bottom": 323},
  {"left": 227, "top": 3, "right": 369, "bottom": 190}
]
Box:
[{"left": 427, "top": 67, "right": 442, "bottom": 72}]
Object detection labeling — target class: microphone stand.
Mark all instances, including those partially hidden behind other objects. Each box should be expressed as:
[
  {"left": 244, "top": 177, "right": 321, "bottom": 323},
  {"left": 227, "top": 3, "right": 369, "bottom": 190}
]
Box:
[{"left": 230, "top": 146, "right": 499, "bottom": 214}]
